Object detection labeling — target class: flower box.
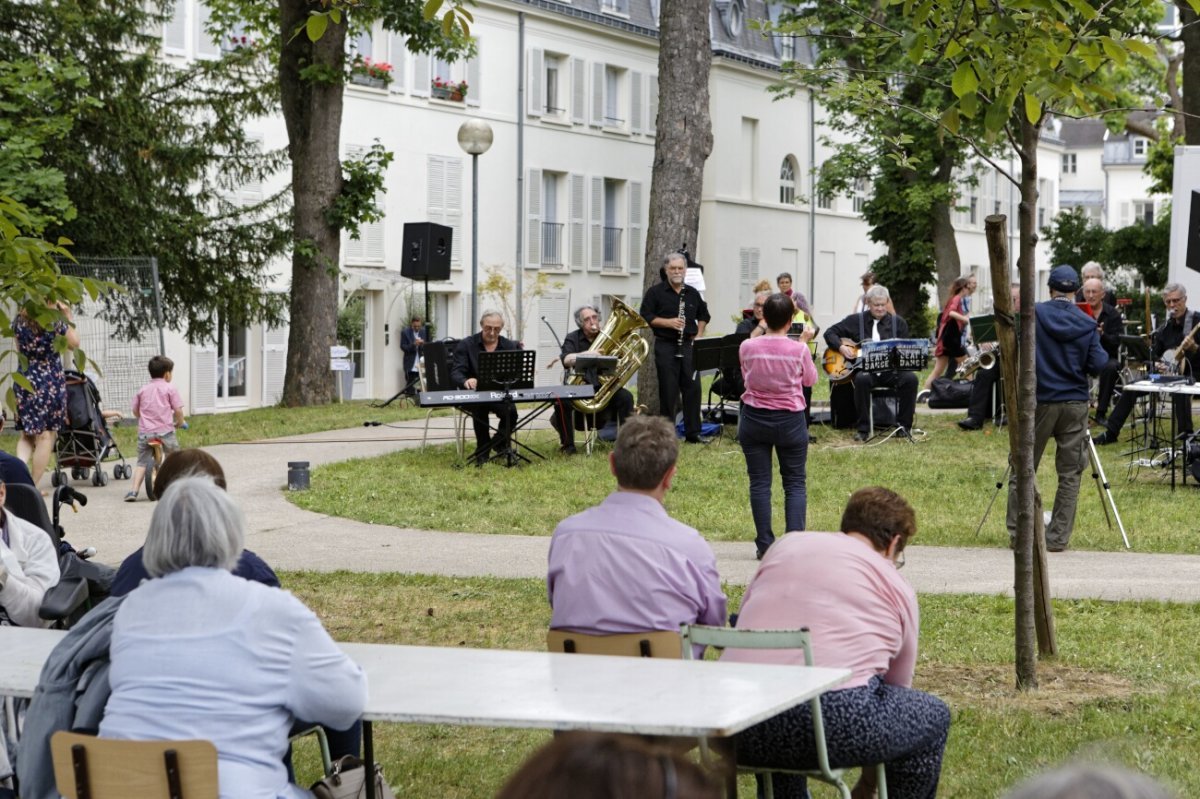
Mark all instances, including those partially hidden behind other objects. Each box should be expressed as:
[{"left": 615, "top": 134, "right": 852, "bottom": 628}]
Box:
[
  {"left": 431, "top": 86, "right": 464, "bottom": 102},
  {"left": 351, "top": 74, "right": 389, "bottom": 90}
]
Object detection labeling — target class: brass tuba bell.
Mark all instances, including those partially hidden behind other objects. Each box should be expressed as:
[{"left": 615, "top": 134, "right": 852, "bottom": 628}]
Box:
[{"left": 570, "top": 298, "right": 650, "bottom": 414}]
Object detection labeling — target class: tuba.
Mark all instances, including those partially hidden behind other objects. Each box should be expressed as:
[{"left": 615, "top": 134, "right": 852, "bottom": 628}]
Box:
[{"left": 570, "top": 298, "right": 650, "bottom": 414}]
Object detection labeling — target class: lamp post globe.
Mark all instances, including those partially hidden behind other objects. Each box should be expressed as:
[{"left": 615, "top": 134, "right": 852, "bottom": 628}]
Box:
[{"left": 458, "top": 119, "right": 494, "bottom": 328}]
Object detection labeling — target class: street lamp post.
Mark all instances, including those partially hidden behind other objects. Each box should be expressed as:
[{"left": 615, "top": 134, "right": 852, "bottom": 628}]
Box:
[{"left": 457, "top": 119, "right": 494, "bottom": 330}]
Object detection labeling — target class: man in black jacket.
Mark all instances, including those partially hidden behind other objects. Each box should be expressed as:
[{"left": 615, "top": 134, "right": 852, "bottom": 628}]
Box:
[
  {"left": 823, "top": 285, "right": 917, "bottom": 442},
  {"left": 399, "top": 316, "right": 427, "bottom": 395},
  {"left": 451, "top": 310, "right": 521, "bottom": 460},
  {"left": 1082, "top": 278, "right": 1123, "bottom": 424},
  {"left": 549, "top": 305, "right": 634, "bottom": 454}
]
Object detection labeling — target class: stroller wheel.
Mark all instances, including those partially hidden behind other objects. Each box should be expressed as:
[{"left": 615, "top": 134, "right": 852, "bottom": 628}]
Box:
[
  {"left": 51, "top": 471, "right": 64, "bottom": 487},
  {"left": 79, "top": 467, "right": 91, "bottom": 480},
  {"left": 70, "top": 467, "right": 82, "bottom": 480},
  {"left": 93, "top": 469, "right": 108, "bottom": 487},
  {"left": 115, "top": 464, "right": 128, "bottom": 479}
]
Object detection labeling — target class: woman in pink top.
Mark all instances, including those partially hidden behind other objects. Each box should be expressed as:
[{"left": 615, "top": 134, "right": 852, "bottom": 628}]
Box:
[
  {"left": 725, "top": 487, "right": 950, "bottom": 799},
  {"left": 737, "top": 293, "right": 818, "bottom": 560}
]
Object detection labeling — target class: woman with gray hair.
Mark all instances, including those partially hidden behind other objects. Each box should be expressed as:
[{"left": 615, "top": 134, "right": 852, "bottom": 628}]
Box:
[
  {"left": 98, "top": 476, "right": 367, "bottom": 799},
  {"left": 1004, "top": 764, "right": 1175, "bottom": 799}
]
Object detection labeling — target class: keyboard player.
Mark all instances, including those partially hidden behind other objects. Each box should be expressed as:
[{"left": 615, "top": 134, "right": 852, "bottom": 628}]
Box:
[
  {"left": 551, "top": 305, "right": 635, "bottom": 454},
  {"left": 452, "top": 310, "right": 522, "bottom": 460}
]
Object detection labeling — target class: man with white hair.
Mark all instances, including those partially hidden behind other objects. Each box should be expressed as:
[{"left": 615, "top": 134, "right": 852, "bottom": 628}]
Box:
[
  {"left": 1081, "top": 277, "right": 1123, "bottom": 424},
  {"left": 451, "top": 309, "right": 522, "bottom": 461},
  {"left": 1075, "top": 261, "right": 1117, "bottom": 307}
]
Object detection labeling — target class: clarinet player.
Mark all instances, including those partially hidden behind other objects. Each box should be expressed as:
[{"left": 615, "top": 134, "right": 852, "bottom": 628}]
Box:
[{"left": 641, "top": 251, "right": 711, "bottom": 443}]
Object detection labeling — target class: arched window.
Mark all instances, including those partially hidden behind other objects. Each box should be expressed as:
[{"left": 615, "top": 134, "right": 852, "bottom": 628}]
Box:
[{"left": 779, "top": 156, "right": 798, "bottom": 205}]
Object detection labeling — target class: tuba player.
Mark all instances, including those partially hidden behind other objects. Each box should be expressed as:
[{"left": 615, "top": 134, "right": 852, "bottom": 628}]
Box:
[{"left": 550, "top": 305, "right": 635, "bottom": 455}]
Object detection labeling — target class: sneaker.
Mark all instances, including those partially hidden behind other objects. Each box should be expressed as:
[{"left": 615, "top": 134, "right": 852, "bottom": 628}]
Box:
[
  {"left": 958, "top": 418, "right": 982, "bottom": 431},
  {"left": 1043, "top": 510, "right": 1053, "bottom": 528},
  {"left": 124, "top": 491, "right": 137, "bottom": 502}
]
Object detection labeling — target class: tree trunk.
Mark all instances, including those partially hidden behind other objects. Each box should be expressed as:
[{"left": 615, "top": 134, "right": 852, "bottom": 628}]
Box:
[
  {"left": 278, "top": 0, "right": 347, "bottom": 406},
  {"left": 931, "top": 153, "right": 961, "bottom": 301},
  {"left": 1179, "top": 0, "right": 1199, "bottom": 144},
  {"left": 638, "top": 0, "right": 713, "bottom": 415}
]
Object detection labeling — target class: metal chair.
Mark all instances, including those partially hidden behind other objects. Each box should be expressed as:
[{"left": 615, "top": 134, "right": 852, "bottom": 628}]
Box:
[
  {"left": 546, "top": 629, "right": 684, "bottom": 659},
  {"left": 50, "top": 731, "right": 218, "bottom": 799},
  {"left": 680, "top": 624, "right": 888, "bottom": 799}
]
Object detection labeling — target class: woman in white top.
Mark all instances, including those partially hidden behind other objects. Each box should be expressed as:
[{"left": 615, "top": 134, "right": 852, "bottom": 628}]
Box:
[{"left": 99, "top": 476, "right": 367, "bottom": 799}]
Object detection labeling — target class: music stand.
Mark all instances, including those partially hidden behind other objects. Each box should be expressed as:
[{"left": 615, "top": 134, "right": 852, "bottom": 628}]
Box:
[
  {"left": 970, "top": 314, "right": 998, "bottom": 345},
  {"left": 475, "top": 350, "right": 537, "bottom": 467},
  {"left": 1119, "top": 334, "right": 1153, "bottom": 364}
]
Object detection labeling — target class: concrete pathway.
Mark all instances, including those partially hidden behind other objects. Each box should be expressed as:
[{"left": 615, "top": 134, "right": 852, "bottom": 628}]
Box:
[{"left": 61, "top": 416, "right": 1200, "bottom": 603}]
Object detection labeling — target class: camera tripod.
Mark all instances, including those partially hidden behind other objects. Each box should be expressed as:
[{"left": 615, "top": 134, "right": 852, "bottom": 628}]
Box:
[{"left": 976, "top": 435, "right": 1130, "bottom": 549}]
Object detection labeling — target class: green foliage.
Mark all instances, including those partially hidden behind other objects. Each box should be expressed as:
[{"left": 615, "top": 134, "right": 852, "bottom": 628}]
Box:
[
  {"left": 1144, "top": 117, "right": 1179, "bottom": 195},
  {"left": 337, "top": 292, "right": 366, "bottom": 344},
  {"left": 1042, "top": 208, "right": 1109, "bottom": 268},
  {"left": 328, "top": 142, "right": 394, "bottom": 237},
  {"left": 1105, "top": 207, "right": 1172, "bottom": 289}
]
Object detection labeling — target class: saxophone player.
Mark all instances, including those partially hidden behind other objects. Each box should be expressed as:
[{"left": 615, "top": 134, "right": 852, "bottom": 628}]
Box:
[
  {"left": 1094, "top": 283, "right": 1199, "bottom": 445},
  {"left": 550, "top": 305, "right": 635, "bottom": 454},
  {"left": 641, "top": 252, "right": 711, "bottom": 443}
]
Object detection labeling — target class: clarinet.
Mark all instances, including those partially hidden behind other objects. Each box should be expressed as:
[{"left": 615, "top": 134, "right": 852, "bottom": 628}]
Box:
[{"left": 675, "top": 243, "right": 689, "bottom": 359}]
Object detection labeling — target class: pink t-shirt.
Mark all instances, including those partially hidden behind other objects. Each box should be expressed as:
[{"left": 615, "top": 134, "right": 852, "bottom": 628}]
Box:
[
  {"left": 132, "top": 378, "right": 183, "bottom": 435},
  {"left": 739, "top": 335, "right": 818, "bottom": 412},
  {"left": 722, "top": 531, "right": 918, "bottom": 689}
]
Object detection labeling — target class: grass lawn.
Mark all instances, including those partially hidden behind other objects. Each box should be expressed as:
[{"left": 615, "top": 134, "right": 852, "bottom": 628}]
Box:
[
  {"left": 283, "top": 571, "right": 1200, "bottom": 799},
  {"left": 289, "top": 411, "right": 1196, "bottom": 553}
]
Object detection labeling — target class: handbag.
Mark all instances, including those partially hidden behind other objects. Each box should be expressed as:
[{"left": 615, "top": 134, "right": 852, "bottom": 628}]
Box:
[{"left": 310, "top": 755, "right": 397, "bottom": 799}]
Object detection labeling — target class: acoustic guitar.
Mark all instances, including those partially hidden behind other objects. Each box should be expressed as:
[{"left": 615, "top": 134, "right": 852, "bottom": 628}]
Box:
[{"left": 822, "top": 339, "right": 861, "bottom": 384}]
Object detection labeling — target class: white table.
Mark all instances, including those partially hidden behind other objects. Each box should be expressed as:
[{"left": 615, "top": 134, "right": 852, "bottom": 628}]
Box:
[
  {"left": 1120, "top": 380, "right": 1200, "bottom": 489},
  {"left": 2, "top": 630, "right": 849, "bottom": 798}
]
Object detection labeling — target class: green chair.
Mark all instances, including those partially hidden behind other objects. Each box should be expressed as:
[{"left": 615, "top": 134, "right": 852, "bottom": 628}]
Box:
[{"left": 680, "top": 624, "right": 888, "bottom": 799}]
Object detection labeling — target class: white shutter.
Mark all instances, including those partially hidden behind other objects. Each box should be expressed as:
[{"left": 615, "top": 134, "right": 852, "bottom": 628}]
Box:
[
  {"left": 569, "top": 173, "right": 586, "bottom": 271},
  {"left": 527, "top": 168, "right": 542, "bottom": 267},
  {"left": 739, "top": 248, "right": 752, "bottom": 303},
  {"left": 537, "top": 292, "right": 569, "bottom": 387},
  {"left": 388, "top": 33, "right": 407, "bottom": 93},
  {"left": 1119, "top": 201, "right": 1130, "bottom": 227},
  {"left": 428, "top": 155, "right": 446, "bottom": 226},
  {"left": 195, "top": 2, "right": 219, "bottom": 57},
  {"left": 647, "top": 73, "right": 658, "bottom": 136},
  {"left": 191, "top": 344, "right": 217, "bottom": 414},
  {"left": 163, "top": 2, "right": 186, "bottom": 51},
  {"left": 628, "top": 181, "right": 643, "bottom": 275},
  {"left": 528, "top": 48, "right": 544, "bottom": 117},
  {"left": 261, "top": 323, "right": 288, "bottom": 406},
  {"left": 589, "top": 176, "right": 603, "bottom": 271},
  {"left": 445, "top": 158, "right": 463, "bottom": 266},
  {"left": 630, "top": 71, "right": 643, "bottom": 133},
  {"left": 591, "top": 62, "right": 605, "bottom": 127},
  {"left": 571, "top": 58, "right": 586, "bottom": 125},
  {"left": 466, "top": 39, "right": 481, "bottom": 107},
  {"left": 343, "top": 144, "right": 384, "bottom": 264},
  {"left": 413, "top": 54, "right": 431, "bottom": 97}
]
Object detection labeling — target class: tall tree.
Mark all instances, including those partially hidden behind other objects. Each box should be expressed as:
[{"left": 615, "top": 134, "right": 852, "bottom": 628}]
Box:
[
  {"left": 899, "top": 0, "right": 1177, "bottom": 688},
  {"left": 636, "top": 0, "right": 714, "bottom": 415},
  {"left": 1178, "top": 0, "right": 1200, "bottom": 144},
  {"left": 2, "top": 0, "right": 293, "bottom": 344},
  {"left": 213, "top": 0, "right": 465, "bottom": 405}
]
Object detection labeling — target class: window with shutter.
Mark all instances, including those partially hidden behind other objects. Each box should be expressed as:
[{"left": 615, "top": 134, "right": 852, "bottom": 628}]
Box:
[
  {"left": 344, "top": 144, "right": 385, "bottom": 265},
  {"left": 195, "top": 2, "right": 219, "bottom": 57},
  {"left": 569, "top": 174, "right": 586, "bottom": 271},
  {"left": 190, "top": 344, "right": 218, "bottom": 414},
  {"left": 628, "top": 181, "right": 643, "bottom": 275},
  {"left": 630, "top": 72, "right": 643, "bottom": 133},
  {"left": 428, "top": 155, "right": 464, "bottom": 267},
  {"left": 591, "top": 62, "right": 605, "bottom": 127},
  {"left": 413, "top": 54, "right": 431, "bottom": 97},
  {"left": 527, "top": 168, "right": 542, "bottom": 267},
  {"left": 163, "top": 2, "right": 187, "bottom": 52},
  {"left": 647, "top": 74, "right": 658, "bottom": 135},
  {"left": 388, "top": 34, "right": 408, "bottom": 93},
  {"left": 589, "top": 177, "right": 603, "bottom": 270},
  {"left": 571, "top": 58, "right": 586, "bottom": 125},
  {"left": 528, "top": 49, "right": 544, "bottom": 117},
  {"left": 537, "top": 292, "right": 569, "bottom": 387},
  {"left": 261, "top": 322, "right": 288, "bottom": 406},
  {"left": 466, "top": 40, "right": 481, "bottom": 107}
]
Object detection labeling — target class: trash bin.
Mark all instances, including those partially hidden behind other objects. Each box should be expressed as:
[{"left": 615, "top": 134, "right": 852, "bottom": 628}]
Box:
[{"left": 339, "top": 369, "right": 354, "bottom": 401}]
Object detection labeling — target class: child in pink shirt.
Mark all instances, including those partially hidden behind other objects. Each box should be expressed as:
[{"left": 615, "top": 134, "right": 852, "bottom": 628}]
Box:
[{"left": 126, "top": 355, "right": 186, "bottom": 501}]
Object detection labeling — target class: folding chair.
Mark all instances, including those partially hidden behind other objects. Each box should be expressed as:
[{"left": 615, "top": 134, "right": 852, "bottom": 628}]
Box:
[
  {"left": 51, "top": 731, "right": 219, "bottom": 799},
  {"left": 680, "top": 624, "right": 888, "bottom": 799},
  {"left": 546, "top": 629, "right": 684, "bottom": 659}
]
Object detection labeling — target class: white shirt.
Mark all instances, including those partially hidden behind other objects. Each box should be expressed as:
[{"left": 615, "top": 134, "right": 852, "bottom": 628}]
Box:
[
  {"left": 100, "top": 567, "right": 367, "bottom": 799},
  {"left": 0, "top": 510, "right": 60, "bottom": 628}
]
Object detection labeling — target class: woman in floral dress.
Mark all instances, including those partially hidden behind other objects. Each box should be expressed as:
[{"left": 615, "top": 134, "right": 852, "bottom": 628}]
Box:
[{"left": 12, "top": 304, "right": 80, "bottom": 486}]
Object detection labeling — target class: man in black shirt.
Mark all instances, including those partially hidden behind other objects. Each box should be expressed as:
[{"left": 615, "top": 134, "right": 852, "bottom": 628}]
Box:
[
  {"left": 640, "top": 252, "right": 711, "bottom": 442},
  {"left": 1095, "top": 282, "right": 1198, "bottom": 443},
  {"left": 549, "top": 305, "right": 634, "bottom": 453},
  {"left": 823, "top": 284, "right": 917, "bottom": 442},
  {"left": 1082, "top": 277, "right": 1123, "bottom": 424},
  {"left": 451, "top": 310, "right": 521, "bottom": 460}
]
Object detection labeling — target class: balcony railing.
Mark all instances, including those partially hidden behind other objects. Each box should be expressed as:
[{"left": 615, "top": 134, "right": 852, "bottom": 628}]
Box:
[
  {"left": 541, "top": 222, "right": 564, "bottom": 267},
  {"left": 602, "top": 227, "right": 623, "bottom": 272}
]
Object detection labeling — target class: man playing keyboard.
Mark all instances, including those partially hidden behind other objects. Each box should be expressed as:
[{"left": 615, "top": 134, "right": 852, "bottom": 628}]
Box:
[{"left": 451, "top": 310, "right": 521, "bottom": 461}]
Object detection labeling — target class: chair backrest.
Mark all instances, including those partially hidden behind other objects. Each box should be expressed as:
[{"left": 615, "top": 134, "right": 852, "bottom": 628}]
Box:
[
  {"left": 547, "top": 629, "right": 684, "bottom": 659},
  {"left": 678, "top": 624, "right": 813, "bottom": 666},
  {"left": 51, "top": 731, "right": 219, "bottom": 799},
  {"left": 4, "top": 482, "right": 56, "bottom": 539}
]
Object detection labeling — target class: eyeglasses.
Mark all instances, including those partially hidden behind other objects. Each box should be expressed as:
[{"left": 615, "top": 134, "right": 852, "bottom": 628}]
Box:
[
  {"left": 1164, "top": 296, "right": 1184, "bottom": 306},
  {"left": 753, "top": 302, "right": 765, "bottom": 308},
  {"left": 482, "top": 325, "right": 503, "bottom": 333}
]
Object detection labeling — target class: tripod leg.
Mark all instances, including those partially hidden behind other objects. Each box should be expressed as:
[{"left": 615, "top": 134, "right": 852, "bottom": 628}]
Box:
[
  {"left": 975, "top": 462, "right": 1011, "bottom": 538},
  {"left": 1087, "top": 437, "right": 1131, "bottom": 549}
]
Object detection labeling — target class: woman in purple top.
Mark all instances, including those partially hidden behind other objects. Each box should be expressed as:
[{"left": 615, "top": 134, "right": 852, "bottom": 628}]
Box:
[
  {"left": 737, "top": 293, "right": 818, "bottom": 560},
  {"left": 12, "top": 304, "right": 80, "bottom": 486}
]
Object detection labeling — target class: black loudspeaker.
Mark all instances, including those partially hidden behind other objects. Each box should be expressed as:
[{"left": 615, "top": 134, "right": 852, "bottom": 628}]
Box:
[
  {"left": 1187, "top": 190, "right": 1200, "bottom": 275},
  {"left": 401, "top": 222, "right": 453, "bottom": 281}
]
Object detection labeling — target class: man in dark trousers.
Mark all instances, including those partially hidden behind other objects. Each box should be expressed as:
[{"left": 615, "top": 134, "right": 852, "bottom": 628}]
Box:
[
  {"left": 399, "top": 316, "right": 427, "bottom": 395},
  {"left": 1008, "top": 265, "right": 1108, "bottom": 552},
  {"left": 1094, "top": 282, "right": 1199, "bottom": 444},
  {"left": 640, "top": 252, "right": 710, "bottom": 443},
  {"left": 823, "top": 284, "right": 917, "bottom": 442},
  {"left": 1082, "top": 277, "right": 1123, "bottom": 425},
  {"left": 958, "top": 283, "right": 1020, "bottom": 431},
  {"left": 550, "top": 305, "right": 634, "bottom": 454},
  {"left": 451, "top": 310, "right": 521, "bottom": 461}
]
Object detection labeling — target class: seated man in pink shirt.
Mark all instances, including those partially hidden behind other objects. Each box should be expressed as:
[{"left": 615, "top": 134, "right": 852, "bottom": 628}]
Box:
[
  {"left": 724, "top": 487, "right": 950, "bottom": 799},
  {"left": 547, "top": 415, "right": 727, "bottom": 640},
  {"left": 126, "top": 355, "right": 186, "bottom": 501}
]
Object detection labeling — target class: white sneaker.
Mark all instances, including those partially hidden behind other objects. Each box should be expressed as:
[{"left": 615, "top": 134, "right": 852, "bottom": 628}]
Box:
[{"left": 1043, "top": 510, "right": 1052, "bottom": 527}]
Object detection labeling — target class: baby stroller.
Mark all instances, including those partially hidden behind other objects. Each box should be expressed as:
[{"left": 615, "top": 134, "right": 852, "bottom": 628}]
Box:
[{"left": 52, "top": 370, "right": 131, "bottom": 487}]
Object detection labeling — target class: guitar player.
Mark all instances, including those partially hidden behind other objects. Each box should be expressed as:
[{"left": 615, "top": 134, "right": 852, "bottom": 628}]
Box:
[{"left": 823, "top": 284, "right": 919, "bottom": 442}]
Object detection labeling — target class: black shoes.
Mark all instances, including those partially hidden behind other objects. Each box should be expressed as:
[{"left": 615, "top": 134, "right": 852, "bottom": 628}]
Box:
[
  {"left": 1093, "top": 412, "right": 1108, "bottom": 425},
  {"left": 958, "top": 418, "right": 982, "bottom": 431},
  {"left": 559, "top": 444, "right": 578, "bottom": 455},
  {"left": 853, "top": 431, "right": 869, "bottom": 442},
  {"left": 1093, "top": 431, "right": 1117, "bottom": 445},
  {"left": 684, "top": 435, "right": 710, "bottom": 444}
]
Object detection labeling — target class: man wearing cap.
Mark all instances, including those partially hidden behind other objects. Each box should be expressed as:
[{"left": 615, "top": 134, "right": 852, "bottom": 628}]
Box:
[{"left": 1006, "top": 265, "right": 1108, "bottom": 552}]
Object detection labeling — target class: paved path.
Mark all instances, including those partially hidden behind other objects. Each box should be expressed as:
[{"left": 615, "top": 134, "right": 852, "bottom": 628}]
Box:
[{"left": 63, "top": 416, "right": 1200, "bottom": 603}]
